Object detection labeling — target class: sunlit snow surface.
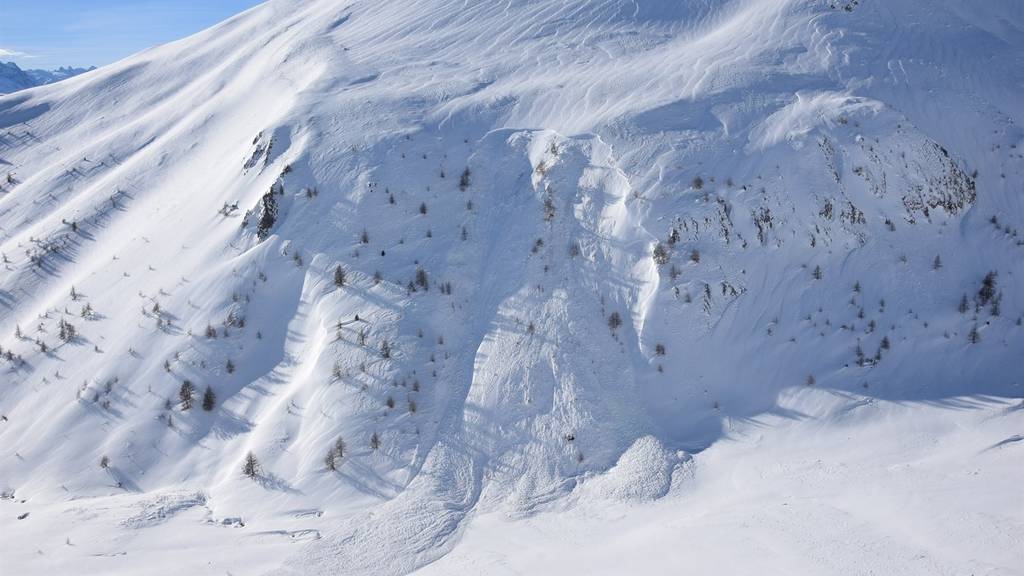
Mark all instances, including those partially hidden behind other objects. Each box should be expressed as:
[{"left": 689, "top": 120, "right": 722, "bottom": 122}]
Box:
[{"left": 0, "top": 0, "right": 1021, "bottom": 574}]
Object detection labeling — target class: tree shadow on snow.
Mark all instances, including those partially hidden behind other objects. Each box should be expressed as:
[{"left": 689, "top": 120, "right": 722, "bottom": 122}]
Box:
[{"left": 256, "top": 471, "right": 302, "bottom": 495}]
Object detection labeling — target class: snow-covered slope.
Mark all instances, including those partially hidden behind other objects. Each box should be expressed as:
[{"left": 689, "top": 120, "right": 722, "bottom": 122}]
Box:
[{"left": 0, "top": 0, "right": 1021, "bottom": 574}]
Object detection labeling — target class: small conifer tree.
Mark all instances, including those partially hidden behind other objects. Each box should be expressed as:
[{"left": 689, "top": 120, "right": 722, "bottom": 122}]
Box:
[
  {"left": 978, "top": 271, "right": 998, "bottom": 306},
  {"left": 202, "top": 386, "right": 216, "bottom": 411},
  {"left": 652, "top": 242, "right": 670, "bottom": 266},
  {"left": 179, "top": 380, "right": 195, "bottom": 410},
  {"left": 608, "top": 312, "right": 622, "bottom": 332},
  {"left": 242, "top": 451, "right": 260, "bottom": 479}
]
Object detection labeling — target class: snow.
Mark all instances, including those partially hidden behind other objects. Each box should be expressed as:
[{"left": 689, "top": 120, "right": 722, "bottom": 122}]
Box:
[
  {"left": 416, "top": 392, "right": 1024, "bottom": 576},
  {"left": 0, "top": 0, "right": 1021, "bottom": 574},
  {"left": 746, "top": 91, "right": 883, "bottom": 151},
  {"left": 3, "top": 390, "right": 1020, "bottom": 575}
]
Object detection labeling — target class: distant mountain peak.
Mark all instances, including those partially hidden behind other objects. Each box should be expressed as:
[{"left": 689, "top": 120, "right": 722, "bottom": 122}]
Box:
[{"left": 0, "top": 61, "right": 95, "bottom": 94}]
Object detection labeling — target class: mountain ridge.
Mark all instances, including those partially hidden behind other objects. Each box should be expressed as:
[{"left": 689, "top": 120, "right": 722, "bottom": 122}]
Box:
[
  {"left": 0, "top": 0, "right": 1021, "bottom": 574},
  {"left": 0, "top": 61, "right": 95, "bottom": 94}
]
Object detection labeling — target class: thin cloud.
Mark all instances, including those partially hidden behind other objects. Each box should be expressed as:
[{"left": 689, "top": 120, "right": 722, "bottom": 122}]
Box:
[{"left": 0, "top": 48, "right": 34, "bottom": 58}]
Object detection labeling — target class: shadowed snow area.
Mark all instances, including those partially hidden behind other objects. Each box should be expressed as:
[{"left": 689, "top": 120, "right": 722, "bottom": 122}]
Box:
[{"left": 0, "top": 0, "right": 1021, "bottom": 574}]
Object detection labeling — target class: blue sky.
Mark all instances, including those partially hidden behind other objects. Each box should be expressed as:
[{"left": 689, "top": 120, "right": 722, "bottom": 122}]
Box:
[{"left": 0, "top": 0, "right": 264, "bottom": 70}]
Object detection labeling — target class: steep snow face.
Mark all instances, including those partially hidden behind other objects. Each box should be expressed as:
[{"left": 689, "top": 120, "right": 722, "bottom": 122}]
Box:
[{"left": 0, "top": 0, "right": 1022, "bottom": 574}]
